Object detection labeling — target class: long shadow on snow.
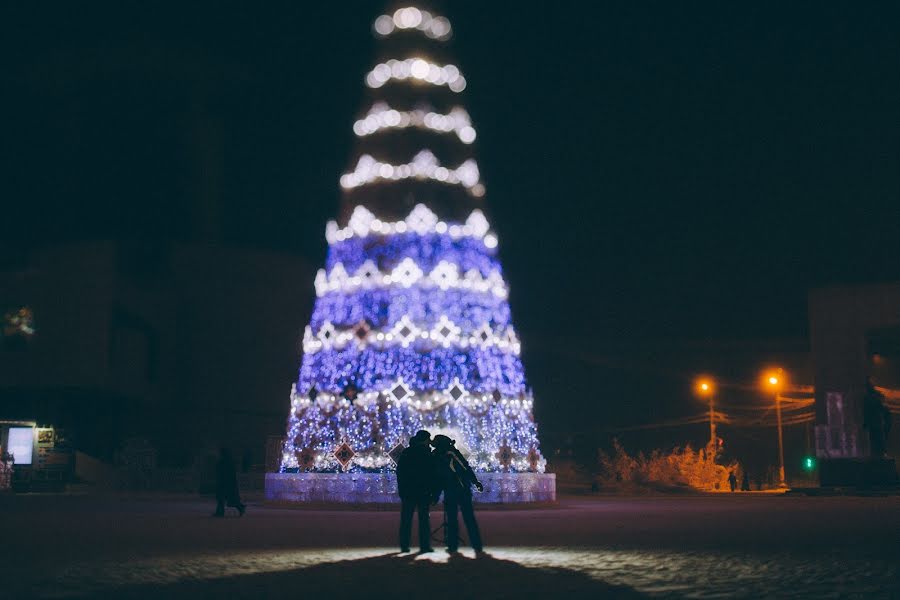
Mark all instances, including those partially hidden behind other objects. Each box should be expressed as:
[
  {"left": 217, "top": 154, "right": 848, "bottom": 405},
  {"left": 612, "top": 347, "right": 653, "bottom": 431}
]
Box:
[{"left": 89, "top": 551, "right": 647, "bottom": 599}]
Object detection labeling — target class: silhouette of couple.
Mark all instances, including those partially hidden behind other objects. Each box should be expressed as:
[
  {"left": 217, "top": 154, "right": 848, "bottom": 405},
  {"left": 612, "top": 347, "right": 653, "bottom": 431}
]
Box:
[{"left": 396, "top": 430, "right": 484, "bottom": 554}]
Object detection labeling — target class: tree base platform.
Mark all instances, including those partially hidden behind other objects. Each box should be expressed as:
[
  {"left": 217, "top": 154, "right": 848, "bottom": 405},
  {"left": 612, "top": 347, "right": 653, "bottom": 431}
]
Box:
[{"left": 265, "top": 472, "right": 556, "bottom": 504}]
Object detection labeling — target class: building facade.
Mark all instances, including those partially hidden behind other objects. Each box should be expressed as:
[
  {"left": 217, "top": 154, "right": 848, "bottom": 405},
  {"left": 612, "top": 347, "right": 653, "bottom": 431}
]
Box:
[
  {"left": 1, "top": 241, "right": 312, "bottom": 486},
  {"left": 809, "top": 283, "right": 899, "bottom": 485}
]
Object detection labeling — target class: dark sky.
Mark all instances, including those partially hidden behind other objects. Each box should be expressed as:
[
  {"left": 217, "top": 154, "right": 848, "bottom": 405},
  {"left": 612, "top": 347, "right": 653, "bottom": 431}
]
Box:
[{"left": 4, "top": 2, "right": 900, "bottom": 455}]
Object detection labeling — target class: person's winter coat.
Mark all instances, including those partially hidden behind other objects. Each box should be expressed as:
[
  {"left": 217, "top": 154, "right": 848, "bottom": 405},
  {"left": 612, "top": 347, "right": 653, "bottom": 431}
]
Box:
[
  {"left": 216, "top": 452, "right": 240, "bottom": 503},
  {"left": 396, "top": 443, "right": 438, "bottom": 500}
]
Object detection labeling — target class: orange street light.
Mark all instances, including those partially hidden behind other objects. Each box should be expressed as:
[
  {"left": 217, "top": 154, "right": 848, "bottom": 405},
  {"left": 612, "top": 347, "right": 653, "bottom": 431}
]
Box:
[
  {"left": 763, "top": 368, "right": 787, "bottom": 488},
  {"left": 695, "top": 377, "right": 717, "bottom": 452}
]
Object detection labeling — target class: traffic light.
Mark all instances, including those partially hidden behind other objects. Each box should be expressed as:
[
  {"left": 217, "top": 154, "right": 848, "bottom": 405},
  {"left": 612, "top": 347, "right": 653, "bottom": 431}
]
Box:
[{"left": 802, "top": 456, "right": 816, "bottom": 471}]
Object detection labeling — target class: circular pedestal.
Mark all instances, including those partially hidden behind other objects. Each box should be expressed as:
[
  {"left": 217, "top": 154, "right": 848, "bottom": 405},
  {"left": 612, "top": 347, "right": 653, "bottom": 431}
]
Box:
[{"left": 265, "top": 472, "right": 556, "bottom": 504}]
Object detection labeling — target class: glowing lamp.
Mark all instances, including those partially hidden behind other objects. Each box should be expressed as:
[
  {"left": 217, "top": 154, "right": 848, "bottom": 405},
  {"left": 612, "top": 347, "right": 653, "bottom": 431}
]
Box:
[{"left": 694, "top": 377, "right": 715, "bottom": 396}]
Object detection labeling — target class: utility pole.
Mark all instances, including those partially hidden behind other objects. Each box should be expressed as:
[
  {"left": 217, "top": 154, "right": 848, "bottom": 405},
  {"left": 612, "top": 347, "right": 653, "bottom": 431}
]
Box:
[
  {"left": 696, "top": 378, "right": 716, "bottom": 456},
  {"left": 775, "top": 392, "right": 786, "bottom": 487},
  {"left": 766, "top": 370, "right": 788, "bottom": 488}
]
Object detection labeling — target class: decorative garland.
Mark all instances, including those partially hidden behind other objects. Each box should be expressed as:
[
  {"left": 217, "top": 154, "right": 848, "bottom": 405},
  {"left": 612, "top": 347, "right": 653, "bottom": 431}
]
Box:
[
  {"left": 373, "top": 7, "right": 452, "bottom": 41},
  {"left": 303, "top": 317, "right": 521, "bottom": 355},
  {"left": 354, "top": 103, "right": 476, "bottom": 144},
  {"left": 340, "top": 151, "right": 483, "bottom": 197},
  {"left": 315, "top": 259, "right": 507, "bottom": 298},
  {"left": 365, "top": 58, "right": 466, "bottom": 92},
  {"left": 326, "top": 204, "right": 493, "bottom": 244}
]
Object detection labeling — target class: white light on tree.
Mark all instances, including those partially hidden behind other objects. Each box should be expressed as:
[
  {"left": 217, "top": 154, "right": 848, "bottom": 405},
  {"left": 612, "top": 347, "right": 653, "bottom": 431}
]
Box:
[
  {"left": 302, "top": 319, "right": 521, "bottom": 356},
  {"left": 340, "top": 151, "right": 481, "bottom": 194},
  {"left": 373, "top": 7, "right": 452, "bottom": 41},
  {"left": 276, "top": 5, "right": 550, "bottom": 481},
  {"left": 314, "top": 260, "right": 509, "bottom": 298},
  {"left": 325, "top": 205, "right": 494, "bottom": 244},
  {"left": 353, "top": 103, "right": 477, "bottom": 144},
  {"left": 366, "top": 58, "right": 467, "bottom": 92}
]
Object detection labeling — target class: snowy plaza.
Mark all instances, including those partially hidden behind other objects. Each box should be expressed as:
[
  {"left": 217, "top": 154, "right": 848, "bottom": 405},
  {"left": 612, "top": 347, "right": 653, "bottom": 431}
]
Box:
[
  {"left": 2, "top": 493, "right": 898, "bottom": 598},
  {"left": 3, "top": 2, "right": 900, "bottom": 599}
]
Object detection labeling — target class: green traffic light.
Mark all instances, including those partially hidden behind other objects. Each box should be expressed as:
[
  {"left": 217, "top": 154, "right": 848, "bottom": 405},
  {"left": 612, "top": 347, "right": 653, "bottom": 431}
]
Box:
[{"left": 803, "top": 456, "right": 816, "bottom": 471}]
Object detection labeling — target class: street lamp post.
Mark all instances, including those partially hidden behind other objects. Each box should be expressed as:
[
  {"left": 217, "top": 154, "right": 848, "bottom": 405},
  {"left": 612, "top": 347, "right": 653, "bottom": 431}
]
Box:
[
  {"left": 696, "top": 378, "right": 716, "bottom": 454},
  {"left": 766, "top": 370, "right": 787, "bottom": 488}
]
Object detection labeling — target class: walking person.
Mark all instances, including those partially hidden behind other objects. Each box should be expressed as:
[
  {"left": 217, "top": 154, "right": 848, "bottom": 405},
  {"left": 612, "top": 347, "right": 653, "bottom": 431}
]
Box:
[
  {"left": 863, "top": 377, "right": 892, "bottom": 458},
  {"left": 432, "top": 434, "right": 484, "bottom": 554},
  {"left": 728, "top": 470, "right": 737, "bottom": 492},
  {"left": 213, "top": 447, "right": 246, "bottom": 517},
  {"left": 396, "top": 430, "right": 437, "bottom": 553}
]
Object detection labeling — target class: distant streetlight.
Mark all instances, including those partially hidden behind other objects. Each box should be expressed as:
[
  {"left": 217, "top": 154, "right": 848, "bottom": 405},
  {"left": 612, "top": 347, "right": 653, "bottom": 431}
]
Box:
[
  {"left": 764, "top": 368, "right": 787, "bottom": 488},
  {"left": 695, "top": 377, "right": 717, "bottom": 453}
]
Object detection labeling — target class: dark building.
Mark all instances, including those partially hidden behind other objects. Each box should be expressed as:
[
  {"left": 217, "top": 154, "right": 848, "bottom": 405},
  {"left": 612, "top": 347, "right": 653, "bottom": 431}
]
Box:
[
  {"left": 809, "top": 283, "right": 900, "bottom": 485},
  {"left": 1, "top": 241, "right": 312, "bottom": 477}
]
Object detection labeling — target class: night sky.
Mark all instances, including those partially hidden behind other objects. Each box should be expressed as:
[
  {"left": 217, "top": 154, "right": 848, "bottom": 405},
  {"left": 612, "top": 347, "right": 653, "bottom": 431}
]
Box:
[{"left": 4, "top": 2, "right": 900, "bottom": 459}]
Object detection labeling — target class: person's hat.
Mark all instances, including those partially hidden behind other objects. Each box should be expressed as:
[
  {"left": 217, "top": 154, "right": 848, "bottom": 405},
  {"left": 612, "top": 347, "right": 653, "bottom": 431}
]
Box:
[
  {"left": 410, "top": 430, "right": 432, "bottom": 445},
  {"left": 431, "top": 434, "right": 455, "bottom": 449}
]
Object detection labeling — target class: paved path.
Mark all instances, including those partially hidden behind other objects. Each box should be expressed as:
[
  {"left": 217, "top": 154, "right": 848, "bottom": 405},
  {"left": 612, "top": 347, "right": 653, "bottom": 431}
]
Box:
[{"left": 1, "top": 494, "right": 897, "bottom": 598}]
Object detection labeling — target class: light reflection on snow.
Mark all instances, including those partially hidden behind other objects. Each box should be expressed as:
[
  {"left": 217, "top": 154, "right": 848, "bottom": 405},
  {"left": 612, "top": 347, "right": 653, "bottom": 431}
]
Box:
[
  {"left": 50, "top": 548, "right": 390, "bottom": 596},
  {"left": 46, "top": 546, "right": 897, "bottom": 598},
  {"left": 490, "top": 547, "right": 895, "bottom": 598}
]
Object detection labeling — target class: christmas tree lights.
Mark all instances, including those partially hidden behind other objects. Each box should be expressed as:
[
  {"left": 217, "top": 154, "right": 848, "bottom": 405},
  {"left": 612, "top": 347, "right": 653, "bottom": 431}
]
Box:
[
  {"left": 366, "top": 58, "right": 467, "bottom": 92},
  {"left": 281, "top": 203, "right": 545, "bottom": 474},
  {"left": 276, "top": 6, "right": 549, "bottom": 487},
  {"left": 354, "top": 103, "right": 476, "bottom": 144},
  {"left": 340, "top": 151, "right": 483, "bottom": 196},
  {"left": 373, "top": 7, "right": 452, "bottom": 41}
]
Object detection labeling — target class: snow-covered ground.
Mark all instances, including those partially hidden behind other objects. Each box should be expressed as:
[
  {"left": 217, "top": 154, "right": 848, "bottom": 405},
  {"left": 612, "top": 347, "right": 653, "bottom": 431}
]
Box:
[{"left": 2, "top": 493, "right": 897, "bottom": 598}]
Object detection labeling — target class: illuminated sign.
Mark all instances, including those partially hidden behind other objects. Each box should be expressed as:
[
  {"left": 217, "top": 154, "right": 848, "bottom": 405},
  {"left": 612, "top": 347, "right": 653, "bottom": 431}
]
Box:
[{"left": 7, "top": 427, "right": 34, "bottom": 465}]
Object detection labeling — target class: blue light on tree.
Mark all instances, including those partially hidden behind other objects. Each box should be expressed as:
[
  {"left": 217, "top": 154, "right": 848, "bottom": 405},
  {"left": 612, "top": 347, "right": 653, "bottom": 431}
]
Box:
[
  {"left": 277, "top": 6, "right": 546, "bottom": 479},
  {"left": 280, "top": 205, "right": 545, "bottom": 475}
]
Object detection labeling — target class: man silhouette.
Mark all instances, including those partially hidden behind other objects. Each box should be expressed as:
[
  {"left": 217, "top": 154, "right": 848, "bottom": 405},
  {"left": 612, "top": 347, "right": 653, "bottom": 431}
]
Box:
[
  {"left": 863, "top": 377, "right": 892, "bottom": 458},
  {"left": 432, "top": 434, "right": 484, "bottom": 553},
  {"left": 213, "top": 447, "right": 246, "bottom": 517},
  {"left": 396, "top": 430, "right": 437, "bottom": 553}
]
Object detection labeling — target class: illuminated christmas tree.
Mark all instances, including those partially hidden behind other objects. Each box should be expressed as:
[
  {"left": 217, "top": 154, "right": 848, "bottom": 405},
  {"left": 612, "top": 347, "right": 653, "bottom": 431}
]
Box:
[{"left": 270, "top": 4, "right": 553, "bottom": 501}]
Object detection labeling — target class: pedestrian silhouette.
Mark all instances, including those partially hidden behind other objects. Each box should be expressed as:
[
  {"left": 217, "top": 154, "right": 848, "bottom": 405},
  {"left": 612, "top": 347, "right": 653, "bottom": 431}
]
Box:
[
  {"left": 432, "top": 434, "right": 484, "bottom": 553},
  {"left": 863, "top": 377, "right": 892, "bottom": 458},
  {"left": 728, "top": 471, "right": 737, "bottom": 492},
  {"left": 396, "top": 430, "right": 438, "bottom": 552},
  {"left": 741, "top": 471, "right": 751, "bottom": 491},
  {"left": 213, "top": 447, "right": 246, "bottom": 517}
]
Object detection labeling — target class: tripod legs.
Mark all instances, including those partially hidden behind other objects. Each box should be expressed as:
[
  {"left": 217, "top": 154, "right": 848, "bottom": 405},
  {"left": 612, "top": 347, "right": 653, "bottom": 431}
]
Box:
[{"left": 430, "top": 514, "right": 466, "bottom": 548}]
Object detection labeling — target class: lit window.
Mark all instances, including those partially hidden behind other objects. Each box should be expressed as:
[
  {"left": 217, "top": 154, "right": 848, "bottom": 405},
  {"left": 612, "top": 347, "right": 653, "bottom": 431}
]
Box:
[{"left": 3, "top": 307, "right": 34, "bottom": 350}]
